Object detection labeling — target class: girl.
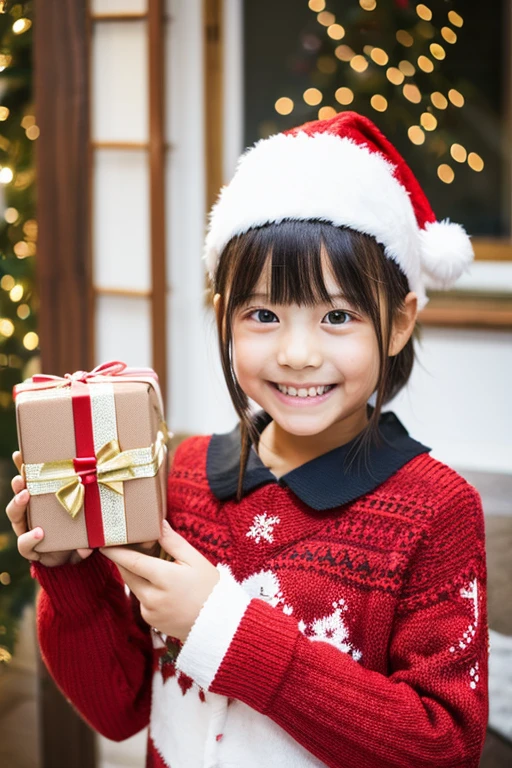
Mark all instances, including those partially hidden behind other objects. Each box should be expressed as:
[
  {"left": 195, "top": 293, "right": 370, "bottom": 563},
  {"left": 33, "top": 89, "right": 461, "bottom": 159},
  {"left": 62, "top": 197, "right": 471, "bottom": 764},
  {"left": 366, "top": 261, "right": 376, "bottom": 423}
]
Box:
[{"left": 7, "top": 112, "right": 488, "bottom": 767}]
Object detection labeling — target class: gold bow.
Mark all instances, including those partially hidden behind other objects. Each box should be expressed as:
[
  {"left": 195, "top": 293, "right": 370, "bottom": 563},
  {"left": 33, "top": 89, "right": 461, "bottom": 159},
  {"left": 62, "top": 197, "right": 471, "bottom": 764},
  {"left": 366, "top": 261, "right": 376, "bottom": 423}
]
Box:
[{"left": 25, "top": 422, "right": 169, "bottom": 519}]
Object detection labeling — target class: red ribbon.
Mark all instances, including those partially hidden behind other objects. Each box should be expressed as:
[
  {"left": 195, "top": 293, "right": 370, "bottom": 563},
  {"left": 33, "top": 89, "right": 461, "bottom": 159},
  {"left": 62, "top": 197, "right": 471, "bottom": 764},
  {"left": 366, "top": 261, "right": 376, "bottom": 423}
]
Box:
[
  {"left": 12, "top": 359, "right": 158, "bottom": 399},
  {"left": 70, "top": 381, "right": 105, "bottom": 548}
]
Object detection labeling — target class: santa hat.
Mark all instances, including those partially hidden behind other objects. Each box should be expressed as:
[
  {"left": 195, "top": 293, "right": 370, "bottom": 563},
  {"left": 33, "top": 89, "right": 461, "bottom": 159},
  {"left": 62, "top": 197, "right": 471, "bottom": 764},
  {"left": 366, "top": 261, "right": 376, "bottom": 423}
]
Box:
[{"left": 204, "top": 111, "right": 474, "bottom": 310}]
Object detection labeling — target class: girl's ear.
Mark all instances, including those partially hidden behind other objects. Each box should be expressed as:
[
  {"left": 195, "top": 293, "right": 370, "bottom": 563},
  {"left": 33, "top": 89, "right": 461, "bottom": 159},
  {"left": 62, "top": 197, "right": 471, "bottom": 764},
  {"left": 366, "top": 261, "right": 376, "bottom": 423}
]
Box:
[{"left": 388, "top": 292, "right": 418, "bottom": 357}]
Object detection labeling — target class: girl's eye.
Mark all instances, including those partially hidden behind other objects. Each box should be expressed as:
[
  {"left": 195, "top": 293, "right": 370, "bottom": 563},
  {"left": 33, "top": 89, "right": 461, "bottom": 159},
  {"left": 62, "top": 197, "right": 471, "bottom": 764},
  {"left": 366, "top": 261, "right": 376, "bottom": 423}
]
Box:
[
  {"left": 323, "top": 310, "right": 352, "bottom": 325},
  {"left": 251, "top": 309, "right": 278, "bottom": 323}
]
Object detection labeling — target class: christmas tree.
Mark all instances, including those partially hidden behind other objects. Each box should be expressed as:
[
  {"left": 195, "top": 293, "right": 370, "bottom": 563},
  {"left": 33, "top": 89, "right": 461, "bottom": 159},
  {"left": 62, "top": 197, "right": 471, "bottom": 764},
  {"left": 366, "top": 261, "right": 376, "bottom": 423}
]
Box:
[{"left": 0, "top": 0, "right": 36, "bottom": 664}]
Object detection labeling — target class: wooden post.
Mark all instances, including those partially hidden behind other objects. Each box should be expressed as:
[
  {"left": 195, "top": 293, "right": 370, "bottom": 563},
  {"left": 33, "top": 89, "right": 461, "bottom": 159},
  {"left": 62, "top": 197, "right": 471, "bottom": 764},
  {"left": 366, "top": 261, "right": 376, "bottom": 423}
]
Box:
[
  {"left": 148, "top": 0, "right": 168, "bottom": 409},
  {"left": 34, "top": 1, "right": 97, "bottom": 766}
]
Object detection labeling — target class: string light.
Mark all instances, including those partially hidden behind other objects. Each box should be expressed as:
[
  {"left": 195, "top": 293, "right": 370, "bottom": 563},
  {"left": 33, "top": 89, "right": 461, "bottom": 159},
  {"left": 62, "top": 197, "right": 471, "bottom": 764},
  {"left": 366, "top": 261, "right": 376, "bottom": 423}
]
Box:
[
  {"left": 0, "top": 648, "right": 12, "bottom": 664},
  {"left": 26, "top": 125, "right": 40, "bottom": 140},
  {"left": 335, "top": 87, "right": 354, "bottom": 105},
  {"left": 308, "top": 0, "right": 326, "bottom": 11},
  {"left": 370, "top": 95, "right": 388, "bottom": 112},
  {"left": 4, "top": 207, "right": 17, "bottom": 223},
  {"left": 438, "top": 164, "right": 454, "bottom": 183},
  {"left": 448, "top": 88, "right": 464, "bottom": 107},
  {"left": 418, "top": 55, "right": 434, "bottom": 73},
  {"left": 403, "top": 84, "right": 421, "bottom": 103},
  {"left": 327, "top": 24, "right": 345, "bottom": 40},
  {"left": 468, "top": 152, "right": 484, "bottom": 172},
  {"left": 0, "top": 572, "right": 11, "bottom": 586},
  {"left": 450, "top": 144, "right": 467, "bottom": 163},
  {"left": 275, "top": 97, "right": 294, "bottom": 115},
  {"left": 23, "top": 219, "right": 38, "bottom": 239},
  {"left": 304, "top": 88, "right": 323, "bottom": 106},
  {"left": 0, "top": 167, "right": 13, "bottom": 184},
  {"left": 23, "top": 331, "right": 39, "bottom": 350},
  {"left": 12, "top": 18, "right": 31, "bottom": 35},
  {"left": 420, "top": 112, "right": 437, "bottom": 131},
  {"left": 370, "top": 48, "right": 389, "bottom": 66},
  {"left": 408, "top": 126, "right": 425, "bottom": 145},
  {"left": 0, "top": 319, "right": 14, "bottom": 337},
  {"left": 0, "top": 107, "right": 8, "bottom": 121},
  {"left": 318, "top": 11, "right": 335, "bottom": 26},
  {"left": 431, "top": 91, "right": 448, "bottom": 109},
  {"left": 17, "top": 304, "right": 30, "bottom": 320},
  {"left": 350, "top": 55, "right": 369, "bottom": 73},
  {"left": 14, "top": 241, "right": 30, "bottom": 258},
  {"left": 416, "top": 4, "right": 432, "bottom": 21},
  {"left": 318, "top": 106, "right": 337, "bottom": 119},
  {"left": 0, "top": 275, "right": 14, "bottom": 291},
  {"left": 448, "top": 10, "right": 463, "bottom": 27},
  {"left": 21, "top": 115, "right": 35, "bottom": 129},
  {"left": 359, "top": 0, "right": 377, "bottom": 10},
  {"left": 396, "top": 30, "right": 414, "bottom": 47},
  {"left": 386, "top": 67, "right": 405, "bottom": 85},
  {"left": 9, "top": 284, "right": 23, "bottom": 302},
  {"left": 441, "top": 27, "right": 457, "bottom": 44},
  {"left": 335, "top": 45, "right": 355, "bottom": 61},
  {"left": 430, "top": 43, "right": 445, "bottom": 60},
  {"left": 363, "top": 45, "right": 374, "bottom": 56},
  {"left": 399, "top": 60, "right": 415, "bottom": 76}
]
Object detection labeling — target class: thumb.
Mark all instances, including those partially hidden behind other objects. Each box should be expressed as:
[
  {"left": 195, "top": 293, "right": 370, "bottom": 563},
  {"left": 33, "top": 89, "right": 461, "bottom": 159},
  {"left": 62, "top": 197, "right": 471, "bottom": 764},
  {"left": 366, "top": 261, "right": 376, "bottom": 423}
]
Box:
[{"left": 158, "top": 519, "right": 195, "bottom": 563}]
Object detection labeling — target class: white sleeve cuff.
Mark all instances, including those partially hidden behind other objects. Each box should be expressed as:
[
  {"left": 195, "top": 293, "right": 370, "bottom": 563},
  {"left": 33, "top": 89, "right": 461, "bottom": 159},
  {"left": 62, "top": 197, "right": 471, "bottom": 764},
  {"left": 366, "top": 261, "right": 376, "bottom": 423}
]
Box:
[{"left": 175, "top": 563, "right": 251, "bottom": 690}]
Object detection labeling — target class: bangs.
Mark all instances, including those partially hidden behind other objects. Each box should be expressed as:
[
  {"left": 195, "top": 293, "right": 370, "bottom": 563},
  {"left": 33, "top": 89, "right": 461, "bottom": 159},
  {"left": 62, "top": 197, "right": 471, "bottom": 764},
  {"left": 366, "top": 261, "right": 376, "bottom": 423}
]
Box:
[{"left": 215, "top": 220, "right": 390, "bottom": 315}]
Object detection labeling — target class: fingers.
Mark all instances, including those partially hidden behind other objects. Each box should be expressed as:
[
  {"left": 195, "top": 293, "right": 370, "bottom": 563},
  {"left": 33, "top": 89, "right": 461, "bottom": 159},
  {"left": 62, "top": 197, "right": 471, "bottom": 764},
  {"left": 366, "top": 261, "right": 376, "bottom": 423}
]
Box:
[
  {"left": 11, "top": 473, "right": 25, "bottom": 496},
  {"left": 111, "top": 560, "right": 150, "bottom": 600},
  {"left": 12, "top": 451, "right": 23, "bottom": 473},
  {"left": 17, "top": 528, "right": 43, "bottom": 562},
  {"left": 76, "top": 548, "right": 94, "bottom": 560},
  {"left": 100, "top": 545, "right": 165, "bottom": 583},
  {"left": 158, "top": 519, "right": 195, "bottom": 564},
  {"left": 5, "top": 487, "right": 29, "bottom": 537}
]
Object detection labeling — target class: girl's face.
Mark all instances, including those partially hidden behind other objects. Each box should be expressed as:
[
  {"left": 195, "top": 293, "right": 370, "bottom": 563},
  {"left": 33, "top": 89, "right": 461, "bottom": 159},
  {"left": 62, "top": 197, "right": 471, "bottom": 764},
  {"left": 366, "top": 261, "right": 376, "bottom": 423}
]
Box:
[{"left": 230, "top": 259, "right": 380, "bottom": 439}]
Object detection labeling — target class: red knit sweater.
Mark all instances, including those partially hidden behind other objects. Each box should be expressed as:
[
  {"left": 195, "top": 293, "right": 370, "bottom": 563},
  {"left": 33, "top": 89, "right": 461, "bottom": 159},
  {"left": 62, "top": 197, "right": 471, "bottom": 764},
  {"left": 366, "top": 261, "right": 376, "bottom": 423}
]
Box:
[{"left": 32, "top": 434, "right": 489, "bottom": 768}]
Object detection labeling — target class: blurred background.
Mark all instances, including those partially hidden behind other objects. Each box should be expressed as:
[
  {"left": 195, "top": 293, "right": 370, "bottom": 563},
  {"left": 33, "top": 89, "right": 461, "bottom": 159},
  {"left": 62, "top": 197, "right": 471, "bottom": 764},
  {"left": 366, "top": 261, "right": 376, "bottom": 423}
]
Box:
[{"left": 0, "top": 0, "right": 510, "bottom": 766}]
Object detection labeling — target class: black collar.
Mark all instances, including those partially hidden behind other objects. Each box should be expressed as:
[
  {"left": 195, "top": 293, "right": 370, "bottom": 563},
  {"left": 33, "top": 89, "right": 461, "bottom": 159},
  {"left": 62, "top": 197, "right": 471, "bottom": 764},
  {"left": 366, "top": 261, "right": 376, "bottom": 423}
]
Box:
[{"left": 206, "top": 409, "right": 430, "bottom": 511}]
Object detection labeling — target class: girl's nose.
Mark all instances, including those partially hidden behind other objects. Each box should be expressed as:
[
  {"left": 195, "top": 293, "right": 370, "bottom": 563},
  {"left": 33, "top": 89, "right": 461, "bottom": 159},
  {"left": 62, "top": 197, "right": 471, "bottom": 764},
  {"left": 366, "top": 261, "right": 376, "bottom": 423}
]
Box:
[{"left": 276, "top": 331, "right": 323, "bottom": 369}]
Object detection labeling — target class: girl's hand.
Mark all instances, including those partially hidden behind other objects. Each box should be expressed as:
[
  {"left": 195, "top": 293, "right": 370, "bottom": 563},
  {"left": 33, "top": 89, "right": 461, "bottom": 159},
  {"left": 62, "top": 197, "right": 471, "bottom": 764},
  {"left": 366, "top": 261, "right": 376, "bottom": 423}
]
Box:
[
  {"left": 100, "top": 520, "right": 220, "bottom": 643},
  {"left": 6, "top": 450, "right": 93, "bottom": 567}
]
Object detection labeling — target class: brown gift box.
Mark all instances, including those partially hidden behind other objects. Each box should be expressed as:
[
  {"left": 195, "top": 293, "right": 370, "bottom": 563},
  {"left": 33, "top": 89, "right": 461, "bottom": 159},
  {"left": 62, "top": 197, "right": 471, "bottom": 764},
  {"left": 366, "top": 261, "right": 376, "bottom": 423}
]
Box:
[{"left": 14, "top": 367, "right": 169, "bottom": 553}]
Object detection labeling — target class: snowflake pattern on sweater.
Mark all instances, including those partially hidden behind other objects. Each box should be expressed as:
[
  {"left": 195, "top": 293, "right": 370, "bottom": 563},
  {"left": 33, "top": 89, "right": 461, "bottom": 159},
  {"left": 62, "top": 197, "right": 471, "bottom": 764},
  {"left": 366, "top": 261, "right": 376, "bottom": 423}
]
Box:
[{"left": 246, "top": 512, "right": 281, "bottom": 543}]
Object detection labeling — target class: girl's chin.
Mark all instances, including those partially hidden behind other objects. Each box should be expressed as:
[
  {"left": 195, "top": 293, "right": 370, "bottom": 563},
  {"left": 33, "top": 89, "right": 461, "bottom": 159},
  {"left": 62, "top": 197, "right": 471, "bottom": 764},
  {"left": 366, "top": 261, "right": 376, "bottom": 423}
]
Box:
[{"left": 265, "top": 410, "right": 338, "bottom": 437}]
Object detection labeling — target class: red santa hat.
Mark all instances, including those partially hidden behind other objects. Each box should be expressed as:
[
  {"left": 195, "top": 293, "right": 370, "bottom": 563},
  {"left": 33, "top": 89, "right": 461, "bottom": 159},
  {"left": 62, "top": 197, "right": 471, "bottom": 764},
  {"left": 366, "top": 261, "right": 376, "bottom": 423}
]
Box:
[{"left": 204, "top": 111, "right": 474, "bottom": 309}]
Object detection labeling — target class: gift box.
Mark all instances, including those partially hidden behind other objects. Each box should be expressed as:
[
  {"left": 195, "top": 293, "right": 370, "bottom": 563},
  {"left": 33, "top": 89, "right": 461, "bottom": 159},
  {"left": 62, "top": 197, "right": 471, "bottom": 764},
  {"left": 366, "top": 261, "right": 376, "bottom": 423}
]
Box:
[{"left": 13, "top": 361, "right": 169, "bottom": 553}]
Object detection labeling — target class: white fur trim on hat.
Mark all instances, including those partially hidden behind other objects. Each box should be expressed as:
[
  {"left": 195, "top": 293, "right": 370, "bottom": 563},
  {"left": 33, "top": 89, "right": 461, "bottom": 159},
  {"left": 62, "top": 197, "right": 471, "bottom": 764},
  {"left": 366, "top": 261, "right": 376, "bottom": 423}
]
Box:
[
  {"left": 206, "top": 131, "right": 475, "bottom": 310},
  {"left": 419, "top": 219, "right": 474, "bottom": 289}
]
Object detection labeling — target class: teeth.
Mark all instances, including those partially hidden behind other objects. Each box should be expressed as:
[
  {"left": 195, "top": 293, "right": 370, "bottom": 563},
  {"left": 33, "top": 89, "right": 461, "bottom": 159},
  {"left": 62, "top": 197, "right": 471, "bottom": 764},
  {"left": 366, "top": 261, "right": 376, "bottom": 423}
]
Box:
[{"left": 277, "top": 384, "right": 331, "bottom": 397}]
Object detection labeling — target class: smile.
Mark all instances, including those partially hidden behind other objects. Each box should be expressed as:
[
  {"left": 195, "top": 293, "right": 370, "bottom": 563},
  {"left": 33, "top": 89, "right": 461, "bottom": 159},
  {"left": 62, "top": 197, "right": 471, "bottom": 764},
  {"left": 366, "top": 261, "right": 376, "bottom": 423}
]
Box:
[
  {"left": 270, "top": 382, "right": 337, "bottom": 405},
  {"left": 275, "top": 383, "right": 334, "bottom": 398}
]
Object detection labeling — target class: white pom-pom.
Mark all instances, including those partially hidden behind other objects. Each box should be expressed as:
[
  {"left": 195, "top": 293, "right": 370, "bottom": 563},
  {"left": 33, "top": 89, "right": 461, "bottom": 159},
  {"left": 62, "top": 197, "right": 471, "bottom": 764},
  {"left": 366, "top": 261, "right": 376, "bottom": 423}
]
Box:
[{"left": 419, "top": 219, "right": 474, "bottom": 289}]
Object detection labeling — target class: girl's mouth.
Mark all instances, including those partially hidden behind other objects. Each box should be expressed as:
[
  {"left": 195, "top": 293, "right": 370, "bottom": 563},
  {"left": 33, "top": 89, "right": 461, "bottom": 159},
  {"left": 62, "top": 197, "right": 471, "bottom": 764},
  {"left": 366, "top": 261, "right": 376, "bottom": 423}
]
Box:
[{"left": 270, "top": 382, "right": 337, "bottom": 405}]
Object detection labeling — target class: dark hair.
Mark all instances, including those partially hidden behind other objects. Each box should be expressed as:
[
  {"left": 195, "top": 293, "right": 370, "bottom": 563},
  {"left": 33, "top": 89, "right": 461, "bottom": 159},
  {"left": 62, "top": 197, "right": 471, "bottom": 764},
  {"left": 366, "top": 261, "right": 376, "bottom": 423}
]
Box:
[{"left": 212, "top": 220, "right": 419, "bottom": 500}]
